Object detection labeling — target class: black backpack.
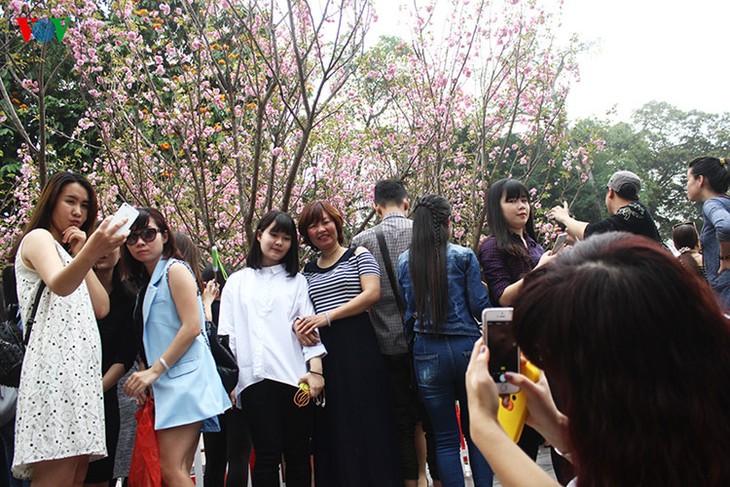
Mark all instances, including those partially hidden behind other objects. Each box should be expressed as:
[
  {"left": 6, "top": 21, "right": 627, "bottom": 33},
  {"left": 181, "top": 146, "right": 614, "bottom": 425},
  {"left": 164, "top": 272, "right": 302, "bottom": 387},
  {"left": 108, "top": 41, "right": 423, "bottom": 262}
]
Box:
[{"left": 0, "top": 267, "right": 45, "bottom": 387}]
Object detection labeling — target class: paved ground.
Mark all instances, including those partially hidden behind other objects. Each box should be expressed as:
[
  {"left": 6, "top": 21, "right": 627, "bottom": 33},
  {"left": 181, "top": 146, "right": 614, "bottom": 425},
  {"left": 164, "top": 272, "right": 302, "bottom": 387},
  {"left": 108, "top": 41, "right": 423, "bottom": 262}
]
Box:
[
  {"left": 188, "top": 441, "right": 558, "bottom": 486},
  {"left": 490, "top": 445, "right": 556, "bottom": 486}
]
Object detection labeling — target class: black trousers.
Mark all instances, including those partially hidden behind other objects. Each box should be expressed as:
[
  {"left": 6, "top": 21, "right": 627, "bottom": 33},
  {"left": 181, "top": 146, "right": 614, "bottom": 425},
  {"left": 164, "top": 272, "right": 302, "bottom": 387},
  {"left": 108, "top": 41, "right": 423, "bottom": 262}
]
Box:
[
  {"left": 383, "top": 352, "right": 440, "bottom": 481},
  {"left": 241, "top": 380, "right": 313, "bottom": 487}
]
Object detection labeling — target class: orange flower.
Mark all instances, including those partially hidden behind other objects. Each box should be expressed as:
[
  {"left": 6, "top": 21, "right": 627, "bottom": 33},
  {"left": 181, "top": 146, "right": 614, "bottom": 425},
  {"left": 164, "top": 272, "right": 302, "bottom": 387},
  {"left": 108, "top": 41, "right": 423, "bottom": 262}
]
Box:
[
  {"left": 18, "top": 104, "right": 28, "bottom": 109},
  {"left": 159, "top": 142, "right": 171, "bottom": 151},
  {"left": 199, "top": 106, "right": 208, "bottom": 113},
  {"left": 217, "top": 59, "right": 226, "bottom": 65},
  {"left": 133, "top": 9, "right": 149, "bottom": 15},
  {"left": 245, "top": 102, "right": 256, "bottom": 110}
]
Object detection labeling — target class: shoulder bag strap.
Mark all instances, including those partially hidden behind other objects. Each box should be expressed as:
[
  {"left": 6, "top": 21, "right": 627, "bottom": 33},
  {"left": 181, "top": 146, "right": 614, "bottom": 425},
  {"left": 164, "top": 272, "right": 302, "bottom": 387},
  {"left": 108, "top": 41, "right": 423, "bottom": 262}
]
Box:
[
  {"left": 375, "top": 226, "right": 405, "bottom": 316},
  {"left": 23, "top": 281, "right": 47, "bottom": 346}
]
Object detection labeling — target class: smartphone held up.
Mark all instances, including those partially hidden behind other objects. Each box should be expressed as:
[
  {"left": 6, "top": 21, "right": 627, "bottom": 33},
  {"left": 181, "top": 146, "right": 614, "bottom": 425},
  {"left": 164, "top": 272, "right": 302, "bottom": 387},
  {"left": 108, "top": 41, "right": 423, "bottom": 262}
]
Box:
[
  {"left": 110, "top": 202, "right": 139, "bottom": 236},
  {"left": 482, "top": 307, "right": 520, "bottom": 395}
]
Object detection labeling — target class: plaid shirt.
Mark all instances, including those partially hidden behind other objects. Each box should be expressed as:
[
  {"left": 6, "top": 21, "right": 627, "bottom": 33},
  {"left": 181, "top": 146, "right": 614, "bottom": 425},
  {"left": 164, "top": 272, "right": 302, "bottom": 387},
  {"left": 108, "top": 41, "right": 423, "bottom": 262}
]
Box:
[{"left": 352, "top": 213, "right": 412, "bottom": 355}]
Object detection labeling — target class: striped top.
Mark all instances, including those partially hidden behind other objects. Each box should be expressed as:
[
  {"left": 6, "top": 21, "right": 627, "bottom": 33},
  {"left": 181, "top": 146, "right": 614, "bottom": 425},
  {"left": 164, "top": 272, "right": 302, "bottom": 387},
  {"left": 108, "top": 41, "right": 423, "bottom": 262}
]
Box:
[{"left": 303, "top": 247, "right": 380, "bottom": 313}]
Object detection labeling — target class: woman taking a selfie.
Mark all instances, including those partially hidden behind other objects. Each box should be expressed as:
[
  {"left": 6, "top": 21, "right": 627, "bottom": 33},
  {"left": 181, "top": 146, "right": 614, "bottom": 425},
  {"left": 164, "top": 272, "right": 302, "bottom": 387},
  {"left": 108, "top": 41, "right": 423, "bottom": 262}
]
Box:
[
  {"left": 11, "top": 172, "right": 128, "bottom": 485},
  {"left": 121, "top": 208, "right": 230, "bottom": 487},
  {"left": 397, "top": 195, "right": 493, "bottom": 487}
]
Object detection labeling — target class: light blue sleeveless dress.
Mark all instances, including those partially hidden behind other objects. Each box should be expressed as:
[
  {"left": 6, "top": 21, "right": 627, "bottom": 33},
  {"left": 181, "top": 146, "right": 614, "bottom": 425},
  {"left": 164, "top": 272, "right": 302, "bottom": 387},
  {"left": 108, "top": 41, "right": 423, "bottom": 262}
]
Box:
[{"left": 142, "top": 258, "right": 230, "bottom": 430}]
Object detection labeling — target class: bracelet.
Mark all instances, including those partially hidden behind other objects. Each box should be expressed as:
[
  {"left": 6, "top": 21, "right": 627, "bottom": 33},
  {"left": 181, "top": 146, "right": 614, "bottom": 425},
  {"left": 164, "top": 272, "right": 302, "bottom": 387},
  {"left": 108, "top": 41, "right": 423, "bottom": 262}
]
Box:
[
  {"left": 324, "top": 311, "right": 331, "bottom": 327},
  {"left": 309, "top": 370, "right": 324, "bottom": 377},
  {"left": 159, "top": 357, "right": 171, "bottom": 372},
  {"left": 720, "top": 255, "right": 730, "bottom": 260}
]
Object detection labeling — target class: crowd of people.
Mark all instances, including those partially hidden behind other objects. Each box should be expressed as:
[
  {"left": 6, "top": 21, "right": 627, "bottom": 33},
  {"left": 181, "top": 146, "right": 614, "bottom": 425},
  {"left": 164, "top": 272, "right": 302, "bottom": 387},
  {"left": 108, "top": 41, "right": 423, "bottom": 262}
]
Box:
[{"left": 0, "top": 155, "right": 729, "bottom": 487}]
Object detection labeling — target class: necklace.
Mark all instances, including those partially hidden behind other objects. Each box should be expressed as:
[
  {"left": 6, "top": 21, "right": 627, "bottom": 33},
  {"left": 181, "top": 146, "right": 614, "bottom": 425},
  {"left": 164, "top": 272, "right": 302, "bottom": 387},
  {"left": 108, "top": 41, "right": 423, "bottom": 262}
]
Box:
[{"left": 318, "top": 246, "right": 347, "bottom": 268}]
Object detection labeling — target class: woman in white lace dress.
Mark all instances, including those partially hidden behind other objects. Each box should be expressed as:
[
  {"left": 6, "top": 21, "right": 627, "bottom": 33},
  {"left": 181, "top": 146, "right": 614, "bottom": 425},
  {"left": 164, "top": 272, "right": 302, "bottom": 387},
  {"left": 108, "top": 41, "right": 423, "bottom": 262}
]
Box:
[{"left": 11, "top": 172, "right": 128, "bottom": 486}]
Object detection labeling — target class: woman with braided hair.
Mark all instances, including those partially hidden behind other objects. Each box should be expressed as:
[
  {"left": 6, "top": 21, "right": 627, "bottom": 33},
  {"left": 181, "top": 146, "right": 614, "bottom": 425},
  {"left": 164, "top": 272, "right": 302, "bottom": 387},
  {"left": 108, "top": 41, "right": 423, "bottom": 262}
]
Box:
[
  {"left": 397, "top": 195, "right": 493, "bottom": 487},
  {"left": 686, "top": 156, "right": 730, "bottom": 309}
]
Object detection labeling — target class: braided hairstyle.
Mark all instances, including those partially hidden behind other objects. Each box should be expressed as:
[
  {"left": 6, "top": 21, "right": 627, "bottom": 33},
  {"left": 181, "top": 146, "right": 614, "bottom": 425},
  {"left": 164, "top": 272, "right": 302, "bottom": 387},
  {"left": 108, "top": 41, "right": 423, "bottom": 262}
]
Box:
[
  {"left": 409, "top": 194, "right": 451, "bottom": 332},
  {"left": 689, "top": 156, "right": 730, "bottom": 194}
]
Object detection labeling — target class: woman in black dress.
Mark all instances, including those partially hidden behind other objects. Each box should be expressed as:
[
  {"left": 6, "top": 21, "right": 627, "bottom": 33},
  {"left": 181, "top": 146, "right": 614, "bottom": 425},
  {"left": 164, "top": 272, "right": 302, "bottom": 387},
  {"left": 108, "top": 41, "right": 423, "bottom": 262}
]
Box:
[
  {"left": 294, "top": 201, "right": 400, "bottom": 487},
  {"left": 84, "top": 246, "right": 136, "bottom": 487}
]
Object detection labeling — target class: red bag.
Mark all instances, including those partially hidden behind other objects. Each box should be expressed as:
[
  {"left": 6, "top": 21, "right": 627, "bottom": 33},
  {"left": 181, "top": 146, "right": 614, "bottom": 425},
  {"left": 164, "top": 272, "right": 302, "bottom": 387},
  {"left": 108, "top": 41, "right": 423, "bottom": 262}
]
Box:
[{"left": 128, "top": 398, "right": 162, "bottom": 487}]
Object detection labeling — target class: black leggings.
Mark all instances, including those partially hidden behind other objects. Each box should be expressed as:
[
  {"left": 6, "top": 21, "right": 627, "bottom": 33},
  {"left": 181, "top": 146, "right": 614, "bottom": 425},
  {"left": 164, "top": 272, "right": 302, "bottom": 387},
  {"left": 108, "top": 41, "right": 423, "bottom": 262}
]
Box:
[
  {"left": 202, "top": 406, "right": 252, "bottom": 487},
  {"left": 241, "top": 380, "right": 313, "bottom": 487}
]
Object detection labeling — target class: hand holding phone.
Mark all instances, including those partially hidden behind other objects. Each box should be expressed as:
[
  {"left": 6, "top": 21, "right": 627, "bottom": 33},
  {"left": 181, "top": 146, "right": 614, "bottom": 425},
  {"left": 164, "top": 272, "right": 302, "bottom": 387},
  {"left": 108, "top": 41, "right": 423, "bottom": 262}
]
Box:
[
  {"left": 552, "top": 232, "right": 568, "bottom": 255},
  {"left": 110, "top": 203, "right": 139, "bottom": 236},
  {"left": 482, "top": 307, "right": 520, "bottom": 395},
  {"left": 497, "top": 361, "right": 540, "bottom": 442}
]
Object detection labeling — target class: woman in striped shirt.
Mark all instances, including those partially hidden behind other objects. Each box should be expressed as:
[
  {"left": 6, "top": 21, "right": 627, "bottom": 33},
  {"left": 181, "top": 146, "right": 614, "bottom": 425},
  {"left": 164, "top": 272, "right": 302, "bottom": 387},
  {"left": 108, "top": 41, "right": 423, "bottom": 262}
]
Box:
[{"left": 294, "top": 200, "right": 401, "bottom": 487}]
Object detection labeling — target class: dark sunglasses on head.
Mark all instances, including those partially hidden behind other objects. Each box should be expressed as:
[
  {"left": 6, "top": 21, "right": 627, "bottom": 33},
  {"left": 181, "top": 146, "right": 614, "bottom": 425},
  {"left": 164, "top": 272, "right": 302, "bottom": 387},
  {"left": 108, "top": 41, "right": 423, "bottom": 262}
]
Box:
[
  {"left": 126, "top": 227, "right": 163, "bottom": 246},
  {"left": 672, "top": 221, "right": 696, "bottom": 230}
]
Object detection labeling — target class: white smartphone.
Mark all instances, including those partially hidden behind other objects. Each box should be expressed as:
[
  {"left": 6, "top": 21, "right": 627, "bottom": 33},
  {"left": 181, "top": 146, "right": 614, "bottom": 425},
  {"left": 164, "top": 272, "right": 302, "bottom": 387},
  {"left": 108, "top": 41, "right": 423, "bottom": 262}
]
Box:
[
  {"left": 482, "top": 307, "right": 520, "bottom": 395},
  {"left": 552, "top": 232, "right": 568, "bottom": 254},
  {"left": 110, "top": 202, "right": 139, "bottom": 235}
]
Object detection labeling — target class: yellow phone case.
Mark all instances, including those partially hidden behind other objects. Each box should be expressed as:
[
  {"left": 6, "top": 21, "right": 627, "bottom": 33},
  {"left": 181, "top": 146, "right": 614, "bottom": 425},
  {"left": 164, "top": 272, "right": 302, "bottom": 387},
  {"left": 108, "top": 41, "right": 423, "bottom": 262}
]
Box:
[{"left": 497, "top": 361, "right": 541, "bottom": 442}]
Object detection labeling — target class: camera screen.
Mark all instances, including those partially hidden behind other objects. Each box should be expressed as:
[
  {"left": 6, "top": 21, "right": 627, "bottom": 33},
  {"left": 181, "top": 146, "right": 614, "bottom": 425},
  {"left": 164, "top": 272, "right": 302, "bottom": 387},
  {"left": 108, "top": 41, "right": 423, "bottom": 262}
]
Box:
[{"left": 488, "top": 320, "right": 519, "bottom": 384}]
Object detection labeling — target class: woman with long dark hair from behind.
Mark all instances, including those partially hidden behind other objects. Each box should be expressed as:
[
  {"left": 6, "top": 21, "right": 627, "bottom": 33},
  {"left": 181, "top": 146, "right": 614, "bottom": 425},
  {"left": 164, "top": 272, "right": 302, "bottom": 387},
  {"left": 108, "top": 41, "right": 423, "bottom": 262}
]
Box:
[
  {"left": 465, "top": 232, "right": 730, "bottom": 486},
  {"left": 397, "top": 195, "right": 493, "bottom": 487},
  {"left": 11, "top": 172, "right": 128, "bottom": 486},
  {"left": 121, "top": 208, "right": 230, "bottom": 486},
  {"left": 686, "top": 156, "right": 730, "bottom": 308}
]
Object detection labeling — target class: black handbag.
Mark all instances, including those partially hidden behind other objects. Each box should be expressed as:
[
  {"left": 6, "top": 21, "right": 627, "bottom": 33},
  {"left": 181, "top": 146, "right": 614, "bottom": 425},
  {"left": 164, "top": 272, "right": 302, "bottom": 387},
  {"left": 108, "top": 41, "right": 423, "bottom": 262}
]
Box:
[
  {"left": 205, "top": 320, "right": 238, "bottom": 394},
  {"left": 0, "top": 282, "right": 46, "bottom": 388}
]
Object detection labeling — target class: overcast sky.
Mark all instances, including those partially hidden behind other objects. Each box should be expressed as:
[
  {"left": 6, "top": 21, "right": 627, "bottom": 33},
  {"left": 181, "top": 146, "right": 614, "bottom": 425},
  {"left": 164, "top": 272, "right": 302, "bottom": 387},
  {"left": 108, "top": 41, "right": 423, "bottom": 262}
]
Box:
[{"left": 369, "top": 0, "right": 730, "bottom": 122}]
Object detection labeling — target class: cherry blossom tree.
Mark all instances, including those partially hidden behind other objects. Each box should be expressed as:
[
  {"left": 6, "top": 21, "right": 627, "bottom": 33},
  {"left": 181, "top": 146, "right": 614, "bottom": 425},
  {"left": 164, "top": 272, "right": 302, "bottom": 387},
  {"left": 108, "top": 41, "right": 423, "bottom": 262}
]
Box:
[{"left": 0, "top": 0, "right": 596, "bottom": 262}]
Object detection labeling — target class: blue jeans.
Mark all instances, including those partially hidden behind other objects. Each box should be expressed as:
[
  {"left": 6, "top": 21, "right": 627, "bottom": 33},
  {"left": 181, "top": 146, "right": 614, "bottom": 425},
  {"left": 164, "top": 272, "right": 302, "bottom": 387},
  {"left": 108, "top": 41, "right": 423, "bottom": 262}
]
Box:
[{"left": 413, "top": 334, "right": 493, "bottom": 487}]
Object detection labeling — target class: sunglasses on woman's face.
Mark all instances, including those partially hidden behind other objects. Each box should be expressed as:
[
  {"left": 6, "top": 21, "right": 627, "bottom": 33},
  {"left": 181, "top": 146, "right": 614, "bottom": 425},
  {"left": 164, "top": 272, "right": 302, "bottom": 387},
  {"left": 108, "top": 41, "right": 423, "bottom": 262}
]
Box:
[{"left": 126, "top": 227, "right": 163, "bottom": 246}]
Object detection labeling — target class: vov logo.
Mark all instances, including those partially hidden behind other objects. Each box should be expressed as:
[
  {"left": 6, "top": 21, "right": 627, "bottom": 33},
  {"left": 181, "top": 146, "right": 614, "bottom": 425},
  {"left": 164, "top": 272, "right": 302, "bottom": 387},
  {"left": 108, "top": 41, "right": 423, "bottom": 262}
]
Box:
[{"left": 16, "top": 18, "right": 71, "bottom": 43}]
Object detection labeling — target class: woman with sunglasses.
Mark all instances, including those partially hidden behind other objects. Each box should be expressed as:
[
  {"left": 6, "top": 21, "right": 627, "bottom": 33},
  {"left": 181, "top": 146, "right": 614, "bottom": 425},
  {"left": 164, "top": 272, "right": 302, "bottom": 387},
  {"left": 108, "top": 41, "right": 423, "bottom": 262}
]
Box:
[
  {"left": 10, "top": 172, "right": 128, "bottom": 485},
  {"left": 121, "top": 208, "right": 230, "bottom": 487},
  {"left": 672, "top": 221, "right": 705, "bottom": 280},
  {"left": 686, "top": 156, "right": 730, "bottom": 309}
]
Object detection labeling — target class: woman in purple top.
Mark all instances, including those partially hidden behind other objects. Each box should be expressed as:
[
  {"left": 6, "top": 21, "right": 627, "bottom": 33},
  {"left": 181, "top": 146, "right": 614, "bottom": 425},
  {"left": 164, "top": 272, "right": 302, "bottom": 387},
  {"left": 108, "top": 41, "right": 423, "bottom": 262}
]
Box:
[
  {"left": 477, "top": 178, "right": 555, "bottom": 462},
  {"left": 477, "top": 179, "right": 553, "bottom": 307}
]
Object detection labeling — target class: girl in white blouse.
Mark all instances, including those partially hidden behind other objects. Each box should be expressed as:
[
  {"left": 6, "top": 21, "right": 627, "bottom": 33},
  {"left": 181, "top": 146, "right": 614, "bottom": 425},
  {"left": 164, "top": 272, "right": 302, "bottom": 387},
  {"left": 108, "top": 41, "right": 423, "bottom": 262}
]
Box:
[{"left": 218, "top": 211, "right": 326, "bottom": 487}]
